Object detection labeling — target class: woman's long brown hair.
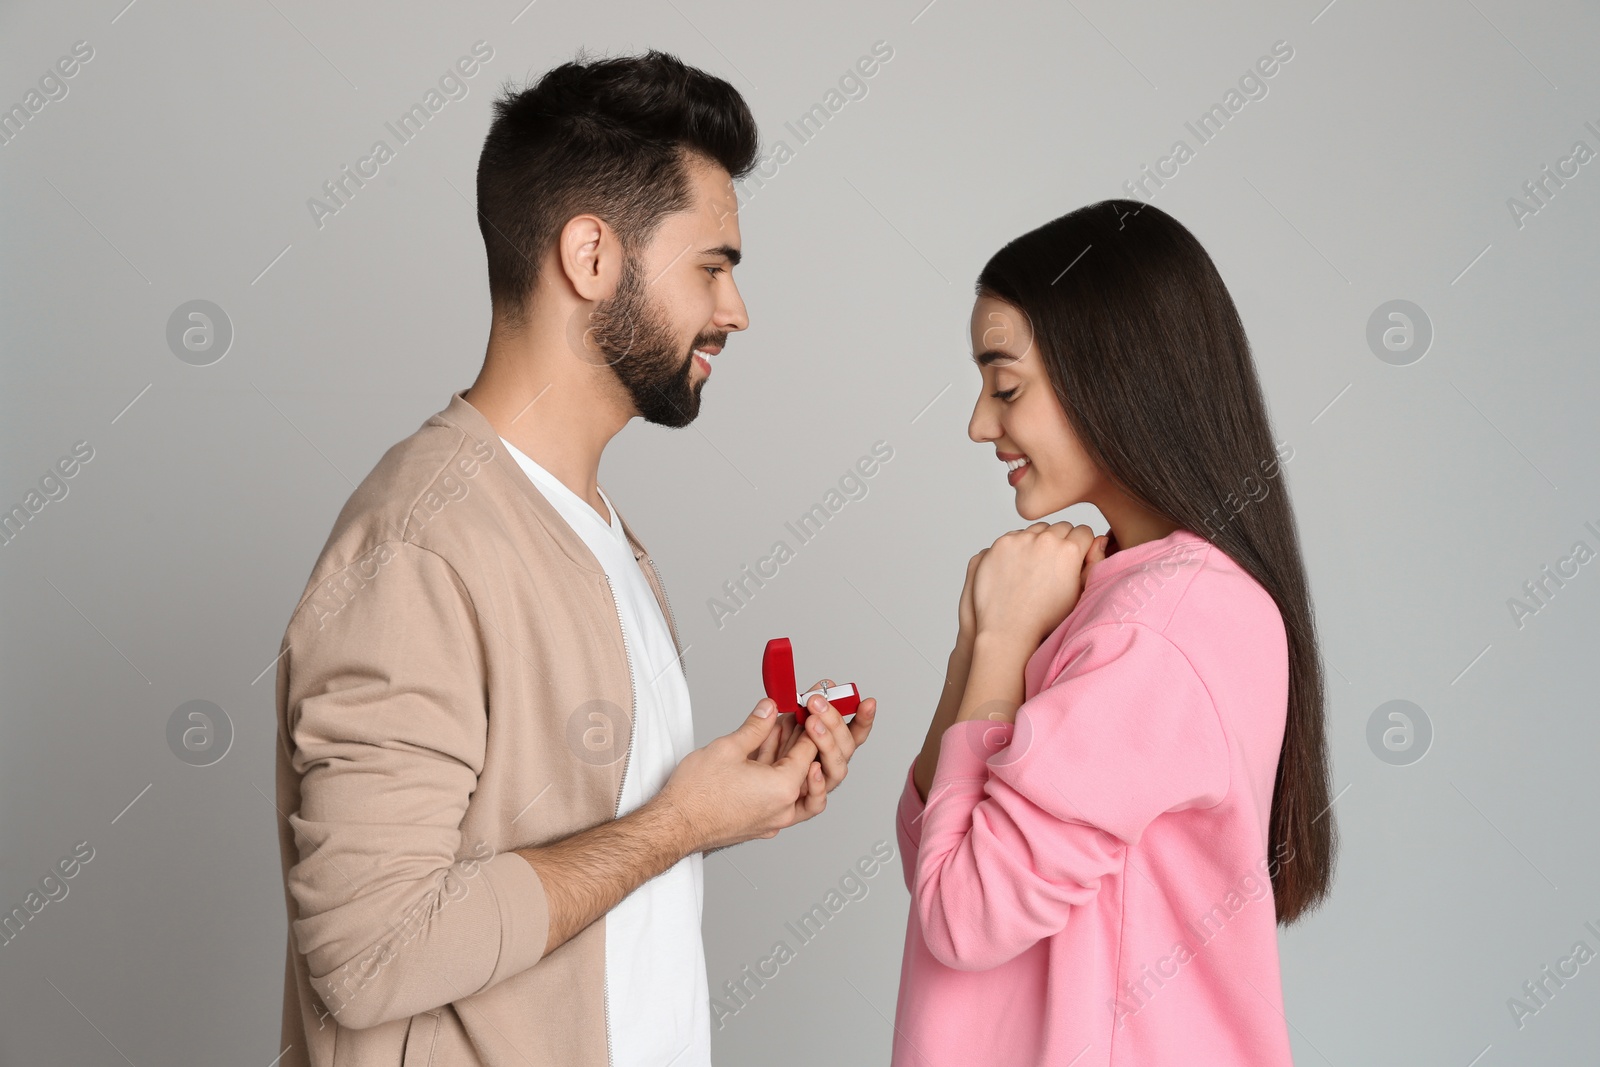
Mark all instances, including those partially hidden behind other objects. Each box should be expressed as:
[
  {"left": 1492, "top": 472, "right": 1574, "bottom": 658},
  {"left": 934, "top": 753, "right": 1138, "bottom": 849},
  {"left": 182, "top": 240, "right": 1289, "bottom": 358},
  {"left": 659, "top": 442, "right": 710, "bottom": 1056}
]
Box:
[{"left": 976, "top": 199, "right": 1335, "bottom": 923}]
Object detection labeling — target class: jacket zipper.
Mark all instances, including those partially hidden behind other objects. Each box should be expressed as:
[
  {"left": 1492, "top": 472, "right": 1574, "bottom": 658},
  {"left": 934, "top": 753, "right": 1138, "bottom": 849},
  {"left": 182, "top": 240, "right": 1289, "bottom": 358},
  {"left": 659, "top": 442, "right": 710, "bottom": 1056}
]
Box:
[
  {"left": 643, "top": 555, "right": 686, "bottom": 681},
  {"left": 601, "top": 572, "right": 636, "bottom": 1067}
]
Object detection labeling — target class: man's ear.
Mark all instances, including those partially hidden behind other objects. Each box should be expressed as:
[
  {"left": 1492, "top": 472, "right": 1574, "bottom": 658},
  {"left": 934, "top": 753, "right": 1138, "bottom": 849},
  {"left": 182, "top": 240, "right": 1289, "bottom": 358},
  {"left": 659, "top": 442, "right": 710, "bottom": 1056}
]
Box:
[{"left": 558, "top": 214, "right": 619, "bottom": 302}]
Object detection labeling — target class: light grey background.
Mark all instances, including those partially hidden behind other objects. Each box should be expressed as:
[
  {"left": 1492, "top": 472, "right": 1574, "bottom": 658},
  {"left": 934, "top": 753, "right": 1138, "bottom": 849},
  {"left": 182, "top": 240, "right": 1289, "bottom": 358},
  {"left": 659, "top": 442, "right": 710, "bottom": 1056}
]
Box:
[{"left": 3, "top": 0, "right": 1598, "bottom": 1063}]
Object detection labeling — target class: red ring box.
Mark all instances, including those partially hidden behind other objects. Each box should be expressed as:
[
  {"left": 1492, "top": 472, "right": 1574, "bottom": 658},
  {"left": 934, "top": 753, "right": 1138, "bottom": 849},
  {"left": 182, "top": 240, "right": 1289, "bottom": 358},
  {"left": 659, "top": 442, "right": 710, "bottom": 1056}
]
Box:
[{"left": 763, "top": 637, "right": 860, "bottom": 726}]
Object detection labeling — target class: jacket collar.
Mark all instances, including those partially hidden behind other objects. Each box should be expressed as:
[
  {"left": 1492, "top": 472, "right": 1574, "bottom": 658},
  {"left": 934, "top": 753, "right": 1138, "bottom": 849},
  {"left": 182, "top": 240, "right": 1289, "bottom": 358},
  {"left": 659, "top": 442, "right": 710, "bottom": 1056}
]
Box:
[{"left": 433, "top": 390, "right": 653, "bottom": 570}]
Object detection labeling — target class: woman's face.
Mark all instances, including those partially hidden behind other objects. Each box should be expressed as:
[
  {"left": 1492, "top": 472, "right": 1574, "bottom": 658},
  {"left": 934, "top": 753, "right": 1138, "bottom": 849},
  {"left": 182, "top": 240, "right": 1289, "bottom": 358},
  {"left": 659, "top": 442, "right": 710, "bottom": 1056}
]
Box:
[{"left": 967, "top": 294, "right": 1107, "bottom": 521}]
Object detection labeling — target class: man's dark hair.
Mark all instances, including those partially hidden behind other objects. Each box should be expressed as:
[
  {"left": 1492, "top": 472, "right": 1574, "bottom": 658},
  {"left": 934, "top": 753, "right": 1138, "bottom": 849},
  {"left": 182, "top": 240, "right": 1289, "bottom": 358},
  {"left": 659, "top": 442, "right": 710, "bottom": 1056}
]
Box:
[{"left": 476, "top": 48, "right": 761, "bottom": 330}]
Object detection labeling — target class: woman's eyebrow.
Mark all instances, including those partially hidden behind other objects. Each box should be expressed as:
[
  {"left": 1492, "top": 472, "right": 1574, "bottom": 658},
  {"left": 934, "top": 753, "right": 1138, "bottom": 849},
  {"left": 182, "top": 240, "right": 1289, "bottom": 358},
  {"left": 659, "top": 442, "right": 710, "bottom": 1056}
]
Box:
[{"left": 972, "top": 350, "right": 1014, "bottom": 366}]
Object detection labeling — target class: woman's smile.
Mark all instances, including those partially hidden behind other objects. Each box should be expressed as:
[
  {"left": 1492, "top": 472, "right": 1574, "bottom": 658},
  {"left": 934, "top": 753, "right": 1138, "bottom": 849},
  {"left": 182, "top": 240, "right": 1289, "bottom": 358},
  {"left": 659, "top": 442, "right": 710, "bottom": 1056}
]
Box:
[{"left": 999, "top": 450, "right": 1031, "bottom": 486}]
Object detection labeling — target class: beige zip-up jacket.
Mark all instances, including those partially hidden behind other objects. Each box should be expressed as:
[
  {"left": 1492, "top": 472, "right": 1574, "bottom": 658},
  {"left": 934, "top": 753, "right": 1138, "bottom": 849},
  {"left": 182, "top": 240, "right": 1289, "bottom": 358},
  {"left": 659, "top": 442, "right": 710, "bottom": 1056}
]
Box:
[{"left": 274, "top": 390, "right": 687, "bottom": 1067}]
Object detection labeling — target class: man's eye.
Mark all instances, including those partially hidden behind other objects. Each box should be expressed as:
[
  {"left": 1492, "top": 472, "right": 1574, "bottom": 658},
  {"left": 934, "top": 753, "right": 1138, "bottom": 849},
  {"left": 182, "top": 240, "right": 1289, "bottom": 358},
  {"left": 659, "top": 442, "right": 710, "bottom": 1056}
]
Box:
[
  {"left": 991, "top": 387, "right": 1018, "bottom": 401},
  {"left": 705, "top": 265, "right": 725, "bottom": 278}
]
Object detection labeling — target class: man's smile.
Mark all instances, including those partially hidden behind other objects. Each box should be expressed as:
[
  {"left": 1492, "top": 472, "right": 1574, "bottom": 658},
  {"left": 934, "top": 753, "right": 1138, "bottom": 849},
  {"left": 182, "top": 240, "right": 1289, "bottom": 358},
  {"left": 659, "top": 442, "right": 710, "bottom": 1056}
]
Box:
[{"left": 692, "top": 343, "right": 721, "bottom": 376}]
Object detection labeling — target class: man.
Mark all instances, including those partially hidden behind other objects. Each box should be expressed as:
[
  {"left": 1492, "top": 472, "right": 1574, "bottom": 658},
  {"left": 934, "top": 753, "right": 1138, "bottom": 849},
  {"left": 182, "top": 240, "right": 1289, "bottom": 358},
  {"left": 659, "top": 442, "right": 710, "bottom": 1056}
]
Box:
[{"left": 273, "top": 49, "right": 876, "bottom": 1067}]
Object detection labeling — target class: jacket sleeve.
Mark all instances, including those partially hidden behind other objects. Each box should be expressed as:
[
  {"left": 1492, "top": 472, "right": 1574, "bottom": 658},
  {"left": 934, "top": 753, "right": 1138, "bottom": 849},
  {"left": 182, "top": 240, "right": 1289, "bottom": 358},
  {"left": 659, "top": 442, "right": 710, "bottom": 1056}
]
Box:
[
  {"left": 280, "top": 540, "right": 550, "bottom": 1030},
  {"left": 912, "top": 622, "right": 1230, "bottom": 972}
]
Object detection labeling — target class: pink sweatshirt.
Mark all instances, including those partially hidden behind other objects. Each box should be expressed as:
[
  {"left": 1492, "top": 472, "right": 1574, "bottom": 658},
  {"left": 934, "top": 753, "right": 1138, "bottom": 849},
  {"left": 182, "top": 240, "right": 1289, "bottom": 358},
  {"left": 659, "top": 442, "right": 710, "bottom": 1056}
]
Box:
[{"left": 892, "top": 527, "right": 1297, "bottom": 1066}]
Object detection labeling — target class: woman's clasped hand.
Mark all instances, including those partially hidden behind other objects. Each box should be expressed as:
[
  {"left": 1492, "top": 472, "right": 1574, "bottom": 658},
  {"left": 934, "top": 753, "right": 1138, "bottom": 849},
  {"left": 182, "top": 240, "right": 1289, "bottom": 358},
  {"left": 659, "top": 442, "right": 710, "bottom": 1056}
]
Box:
[{"left": 966, "top": 521, "right": 1110, "bottom": 648}]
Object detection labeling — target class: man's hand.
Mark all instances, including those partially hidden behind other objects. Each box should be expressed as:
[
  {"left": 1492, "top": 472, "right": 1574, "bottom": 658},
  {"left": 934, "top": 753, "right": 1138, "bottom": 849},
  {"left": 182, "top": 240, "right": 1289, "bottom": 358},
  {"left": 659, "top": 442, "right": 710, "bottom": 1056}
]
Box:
[
  {"left": 746, "top": 674, "right": 879, "bottom": 799},
  {"left": 524, "top": 696, "right": 839, "bottom": 953},
  {"left": 749, "top": 684, "right": 811, "bottom": 766},
  {"left": 778, "top": 678, "right": 876, "bottom": 795},
  {"left": 661, "top": 700, "right": 833, "bottom": 852},
  {"left": 522, "top": 687, "right": 880, "bottom": 956}
]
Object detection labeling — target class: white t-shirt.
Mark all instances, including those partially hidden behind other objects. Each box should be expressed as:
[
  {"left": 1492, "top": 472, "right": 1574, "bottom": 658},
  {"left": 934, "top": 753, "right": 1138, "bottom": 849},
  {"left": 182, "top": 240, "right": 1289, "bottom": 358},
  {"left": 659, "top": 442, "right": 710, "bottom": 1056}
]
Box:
[{"left": 500, "top": 437, "right": 710, "bottom": 1067}]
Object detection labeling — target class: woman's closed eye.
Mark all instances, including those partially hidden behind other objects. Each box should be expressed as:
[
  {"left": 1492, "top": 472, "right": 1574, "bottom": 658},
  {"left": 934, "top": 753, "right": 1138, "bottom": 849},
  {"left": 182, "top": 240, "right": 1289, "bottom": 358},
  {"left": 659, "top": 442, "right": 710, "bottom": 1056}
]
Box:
[{"left": 991, "top": 386, "right": 1018, "bottom": 402}]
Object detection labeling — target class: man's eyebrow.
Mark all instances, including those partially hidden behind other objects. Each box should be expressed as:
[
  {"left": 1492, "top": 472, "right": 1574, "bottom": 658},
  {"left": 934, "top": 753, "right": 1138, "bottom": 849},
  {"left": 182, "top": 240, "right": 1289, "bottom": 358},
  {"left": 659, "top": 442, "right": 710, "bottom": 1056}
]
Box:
[{"left": 701, "top": 244, "right": 741, "bottom": 267}]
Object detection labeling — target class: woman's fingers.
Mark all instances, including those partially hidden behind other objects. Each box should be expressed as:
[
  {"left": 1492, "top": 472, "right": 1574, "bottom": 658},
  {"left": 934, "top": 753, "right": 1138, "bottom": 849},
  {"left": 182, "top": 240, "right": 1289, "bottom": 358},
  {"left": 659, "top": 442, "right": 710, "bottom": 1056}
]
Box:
[
  {"left": 1056, "top": 522, "right": 1097, "bottom": 557},
  {"left": 1041, "top": 522, "right": 1099, "bottom": 569},
  {"left": 1082, "top": 533, "right": 1109, "bottom": 577},
  {"left": 974, "top": 523, "right": 1098, "bottom": 644}
]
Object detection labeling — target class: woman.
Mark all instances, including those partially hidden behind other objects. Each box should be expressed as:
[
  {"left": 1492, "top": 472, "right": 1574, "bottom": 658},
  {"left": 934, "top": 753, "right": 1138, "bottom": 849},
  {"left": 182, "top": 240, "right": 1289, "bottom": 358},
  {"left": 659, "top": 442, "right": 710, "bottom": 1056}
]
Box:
[{"left": 890, "top": 199, "right": 1335, "bottom": 1066}]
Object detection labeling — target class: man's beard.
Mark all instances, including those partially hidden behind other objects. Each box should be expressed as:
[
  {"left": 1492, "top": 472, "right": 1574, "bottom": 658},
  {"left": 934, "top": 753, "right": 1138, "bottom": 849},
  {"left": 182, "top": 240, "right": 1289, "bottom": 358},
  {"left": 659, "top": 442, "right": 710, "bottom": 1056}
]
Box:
[{"left": 584, "top": 253, "right": 710, "bottom": 428}]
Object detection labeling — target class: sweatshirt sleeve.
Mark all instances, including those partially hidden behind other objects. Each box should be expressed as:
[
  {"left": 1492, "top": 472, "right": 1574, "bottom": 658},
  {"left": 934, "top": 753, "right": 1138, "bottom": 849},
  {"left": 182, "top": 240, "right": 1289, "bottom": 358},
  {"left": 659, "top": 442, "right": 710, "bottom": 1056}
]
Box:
[
  {"left": 280, "top": 540, "right": 550, "bottom": 1030},
  {"left": 895, "top": 758, "right": 926, "bottom": 893},
  {"left": 913, "top": 622, "right": 1230, "bottom": 972}
]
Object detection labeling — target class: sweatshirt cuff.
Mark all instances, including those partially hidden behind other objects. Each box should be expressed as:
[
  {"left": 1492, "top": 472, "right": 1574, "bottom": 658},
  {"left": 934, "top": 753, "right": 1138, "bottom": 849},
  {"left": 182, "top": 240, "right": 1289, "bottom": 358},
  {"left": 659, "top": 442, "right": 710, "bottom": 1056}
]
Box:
[{"left": 481, "top": 850, "right": 551, "bottom": 986}]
